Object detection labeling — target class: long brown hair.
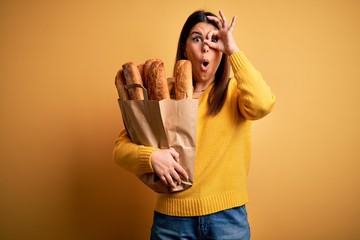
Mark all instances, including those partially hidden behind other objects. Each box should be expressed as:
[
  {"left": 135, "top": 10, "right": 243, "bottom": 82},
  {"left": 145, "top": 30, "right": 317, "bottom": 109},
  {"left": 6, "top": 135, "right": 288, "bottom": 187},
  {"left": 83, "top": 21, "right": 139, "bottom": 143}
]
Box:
[{"left": 175, "top": 10, "right": 230, "bottom": 116}]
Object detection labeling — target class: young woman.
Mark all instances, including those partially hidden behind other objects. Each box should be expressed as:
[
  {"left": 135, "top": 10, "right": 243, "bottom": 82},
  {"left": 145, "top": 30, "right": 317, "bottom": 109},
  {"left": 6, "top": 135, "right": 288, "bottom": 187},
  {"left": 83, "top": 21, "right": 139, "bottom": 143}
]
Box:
[{"left": 113, "top": 10, "right": 276, "bottom": 240}]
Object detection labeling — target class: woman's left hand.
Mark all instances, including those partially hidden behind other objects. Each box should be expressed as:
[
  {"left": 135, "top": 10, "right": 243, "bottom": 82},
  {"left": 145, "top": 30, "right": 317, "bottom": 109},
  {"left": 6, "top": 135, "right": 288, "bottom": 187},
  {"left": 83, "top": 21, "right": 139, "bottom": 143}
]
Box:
[{"left": 205, "top": 10, "right": 240, "bottom": 56}]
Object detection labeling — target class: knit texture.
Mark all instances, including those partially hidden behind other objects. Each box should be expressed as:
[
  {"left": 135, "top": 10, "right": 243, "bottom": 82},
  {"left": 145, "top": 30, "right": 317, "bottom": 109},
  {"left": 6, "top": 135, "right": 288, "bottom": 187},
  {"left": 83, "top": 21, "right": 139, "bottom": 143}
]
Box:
[{"left": 113, "top": 51, "right": 276, "bottom": 216}]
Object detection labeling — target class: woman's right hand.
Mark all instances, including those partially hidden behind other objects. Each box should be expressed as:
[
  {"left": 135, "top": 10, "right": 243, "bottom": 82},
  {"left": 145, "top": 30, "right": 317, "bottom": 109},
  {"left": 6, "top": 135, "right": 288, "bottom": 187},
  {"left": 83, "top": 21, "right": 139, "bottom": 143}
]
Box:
[
  {"left": 205, "top": 10, "right": 240, "bottom": 56},
  {"left": 150, "top": 148, "right": 189, "bottom": 188}
]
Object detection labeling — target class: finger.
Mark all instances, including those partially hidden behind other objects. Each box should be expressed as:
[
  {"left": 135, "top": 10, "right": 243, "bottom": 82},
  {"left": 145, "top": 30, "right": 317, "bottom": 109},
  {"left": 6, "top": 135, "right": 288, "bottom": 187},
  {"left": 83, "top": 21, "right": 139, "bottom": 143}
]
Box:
[
  {"left": 160, "top": 175, "right": 168, "bottom": 185},
  {"left": 218, "top": 10, "right": 228, "bottom": 28},
  {"left": 169, "top": 148, "right": 180, "bottom": 162},
  {"left": 174, "top": 163, "right": 189, "bottom": 181},
  {"left": 204, "top": 39, "right": 219, "bottom": 50},
  {"left": 170, "top": 168, "right": 181, "bottom": 184},
  {"left": 165, "top": 174, "right": 177, "bottom": 188},
  {"left": 207, "top": 15, "right": 222, "bottom": 29},
  {"left": 229, "top": 16, "right": 237, "bottom": 32},
  {"left": 204, "top": 30, "right": 220, "bottom": 48},
  {"left": 206, "top": 29, "right": 217, "bottom": 39}
]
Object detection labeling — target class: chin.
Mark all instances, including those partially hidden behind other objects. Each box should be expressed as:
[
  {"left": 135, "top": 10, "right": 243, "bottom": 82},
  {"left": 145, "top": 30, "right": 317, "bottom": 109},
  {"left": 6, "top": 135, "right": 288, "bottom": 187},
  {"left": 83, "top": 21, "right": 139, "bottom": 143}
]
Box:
[{"left": 203, "top": 74, "right": 215, "bottom": 82}]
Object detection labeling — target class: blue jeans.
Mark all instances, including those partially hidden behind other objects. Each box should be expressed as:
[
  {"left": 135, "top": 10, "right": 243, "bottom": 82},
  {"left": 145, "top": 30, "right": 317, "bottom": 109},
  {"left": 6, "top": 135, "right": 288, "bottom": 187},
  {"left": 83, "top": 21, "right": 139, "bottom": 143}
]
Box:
[{"left": 150, "top": 205, "right": 250, "bottom": 240}]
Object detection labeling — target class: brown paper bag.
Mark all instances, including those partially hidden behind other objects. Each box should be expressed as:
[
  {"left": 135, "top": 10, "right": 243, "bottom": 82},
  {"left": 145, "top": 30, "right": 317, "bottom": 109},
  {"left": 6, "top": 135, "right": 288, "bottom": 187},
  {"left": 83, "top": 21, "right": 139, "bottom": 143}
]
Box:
[{"left": 118, "top": 84, "right": 198, "bottom": 193}]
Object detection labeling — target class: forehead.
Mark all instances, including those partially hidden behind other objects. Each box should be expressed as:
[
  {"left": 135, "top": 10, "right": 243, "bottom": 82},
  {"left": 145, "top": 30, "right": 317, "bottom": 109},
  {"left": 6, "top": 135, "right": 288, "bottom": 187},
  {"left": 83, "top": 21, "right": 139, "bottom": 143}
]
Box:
[{"left": 189, "top": 22, "right": 218, "bottom": 35}]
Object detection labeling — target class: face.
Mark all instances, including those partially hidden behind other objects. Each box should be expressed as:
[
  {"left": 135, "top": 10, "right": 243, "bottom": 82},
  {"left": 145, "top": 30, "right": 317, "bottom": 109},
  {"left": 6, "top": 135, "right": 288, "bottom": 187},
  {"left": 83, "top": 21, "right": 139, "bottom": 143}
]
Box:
[{"left": 184, "top": 22, "right": 223, "bottom": 85}]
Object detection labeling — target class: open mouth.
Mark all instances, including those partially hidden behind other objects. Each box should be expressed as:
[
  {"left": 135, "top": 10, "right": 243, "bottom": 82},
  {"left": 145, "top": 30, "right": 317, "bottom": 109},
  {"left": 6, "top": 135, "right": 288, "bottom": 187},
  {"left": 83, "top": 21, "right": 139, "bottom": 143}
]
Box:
[
  {"left": 201, "top": 59, "right": 210, "bottom": 71},
  {"left": 201, "top": 60, "right": 210, "bottom": 71},
  {"left": 202, "top": 61, "right": 209, "bottom": 67}
]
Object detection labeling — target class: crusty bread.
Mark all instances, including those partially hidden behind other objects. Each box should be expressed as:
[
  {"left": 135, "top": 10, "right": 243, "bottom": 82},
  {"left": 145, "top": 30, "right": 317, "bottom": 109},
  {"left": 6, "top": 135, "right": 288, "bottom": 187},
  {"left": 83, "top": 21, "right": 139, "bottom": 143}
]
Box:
[
  {"left": 122, "top": 62, "right": 144, "bottom": 100},
  {"left": 148, "top": 60, "right": 170, "bottom": 100},
  {"left": 115, "top": 69, "right": 129, "bottom": 100},
  {"left": 174, "top": 60, "right": 193, "bottom": 99},
  {"left": 137, "top": 63, "right": 145, "bottom": 88},
  {"left": 144, "top": 59, "right": 159, "bottom": 99},
  {"left": 118, "top": 59, "right": 191, "bottom": 101}
]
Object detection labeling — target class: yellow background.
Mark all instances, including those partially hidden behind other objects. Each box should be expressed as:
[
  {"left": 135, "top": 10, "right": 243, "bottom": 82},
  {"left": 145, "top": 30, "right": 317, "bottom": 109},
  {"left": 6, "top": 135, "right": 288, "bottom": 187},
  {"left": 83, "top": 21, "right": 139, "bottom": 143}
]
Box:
[{"left": 1, "top": 0, "right": 359, "bottom": 239}]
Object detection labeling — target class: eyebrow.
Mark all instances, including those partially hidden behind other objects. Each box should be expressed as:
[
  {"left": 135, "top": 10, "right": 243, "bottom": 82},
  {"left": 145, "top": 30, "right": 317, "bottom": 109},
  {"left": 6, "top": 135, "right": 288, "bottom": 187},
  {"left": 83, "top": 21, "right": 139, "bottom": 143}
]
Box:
[{"left": 190, "top": 31, "right": 203, "bottom": 36}]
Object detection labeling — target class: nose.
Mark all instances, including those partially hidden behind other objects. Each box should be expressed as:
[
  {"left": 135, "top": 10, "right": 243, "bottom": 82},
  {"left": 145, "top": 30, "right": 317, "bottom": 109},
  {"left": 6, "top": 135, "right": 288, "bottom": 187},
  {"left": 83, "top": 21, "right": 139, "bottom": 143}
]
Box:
[{"left": 202, "top": 43, "right": 209, "bottom": 53}]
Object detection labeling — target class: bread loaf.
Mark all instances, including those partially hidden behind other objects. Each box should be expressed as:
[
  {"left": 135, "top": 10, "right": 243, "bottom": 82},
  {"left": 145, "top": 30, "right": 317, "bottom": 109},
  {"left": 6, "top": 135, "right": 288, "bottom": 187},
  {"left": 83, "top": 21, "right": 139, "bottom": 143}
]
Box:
[
  {"left": 174, "top": 60, "right": 193, "bottom": 99},
  {"left": 148, "top": 60, "right": 170, "bottom": 100},
  {"left": 117, "top": 59, "right": 191, "bottom": 101},
  {"left": 114, "top": 69, "right": 129, "bottom": 100},
  {"left": 137, "top": 63, "right": 145, "bottom": 88},
  {"left": 144, "top": 59, "right": 159, "bottom": 99},
  {"left": 122, "top": 62, "right": 144, "bottom": 100}
]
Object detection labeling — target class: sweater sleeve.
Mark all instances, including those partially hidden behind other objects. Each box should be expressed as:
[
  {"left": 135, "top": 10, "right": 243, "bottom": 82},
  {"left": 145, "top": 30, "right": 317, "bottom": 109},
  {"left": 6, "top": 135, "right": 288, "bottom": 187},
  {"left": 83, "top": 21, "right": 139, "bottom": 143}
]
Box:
[
  {"left": 113, "top": 129, "right": 158, "bottom": 175},
  {"left": 229, "top": 51, "right": 276, "bottom": 120}
]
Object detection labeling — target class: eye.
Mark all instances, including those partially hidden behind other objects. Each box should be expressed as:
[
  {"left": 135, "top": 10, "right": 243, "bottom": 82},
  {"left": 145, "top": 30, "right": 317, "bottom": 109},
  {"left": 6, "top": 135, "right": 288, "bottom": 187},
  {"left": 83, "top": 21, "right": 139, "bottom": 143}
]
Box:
[
  {"left": 211, "top": 37, "right": 218, "bottom": 43},
  {"left": 192, "top": 36, "right": 202, "bottom": 43}
]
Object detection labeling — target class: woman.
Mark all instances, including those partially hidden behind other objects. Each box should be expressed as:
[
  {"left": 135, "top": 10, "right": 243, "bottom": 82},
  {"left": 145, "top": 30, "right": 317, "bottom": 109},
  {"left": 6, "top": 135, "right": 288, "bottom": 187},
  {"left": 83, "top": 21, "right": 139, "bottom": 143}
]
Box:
[{"left": 113, "top": 10, "right": 276, "bottom": 239}]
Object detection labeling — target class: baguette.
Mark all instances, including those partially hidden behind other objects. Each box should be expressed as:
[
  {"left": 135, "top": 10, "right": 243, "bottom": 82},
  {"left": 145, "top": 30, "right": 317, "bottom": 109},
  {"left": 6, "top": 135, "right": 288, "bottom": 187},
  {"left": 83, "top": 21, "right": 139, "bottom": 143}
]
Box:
[
  {"left": 114, "top": 69, "right": 129, "bottom": 100},
  {"left": 137, "top": 63, "right": 145, "bottom": 88},
  {"left": 148, "top": 60, "right": 170, "bottom": 100},
  {"left": 144, "top": 59, "right": 159, "bottom": 99},
  {"left": 174, "top": 60, "right": 193, "bottom": 99},
  {"left": 122, "top": 62, "right": 144, "bottom": 100}
]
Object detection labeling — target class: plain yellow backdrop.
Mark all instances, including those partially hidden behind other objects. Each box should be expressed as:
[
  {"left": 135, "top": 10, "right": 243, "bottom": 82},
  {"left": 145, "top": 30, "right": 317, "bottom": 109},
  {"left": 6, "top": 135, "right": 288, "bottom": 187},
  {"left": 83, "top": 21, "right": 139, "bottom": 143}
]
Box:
[{"left": 1, "top": 0, "right": 359, "bottom": 239}]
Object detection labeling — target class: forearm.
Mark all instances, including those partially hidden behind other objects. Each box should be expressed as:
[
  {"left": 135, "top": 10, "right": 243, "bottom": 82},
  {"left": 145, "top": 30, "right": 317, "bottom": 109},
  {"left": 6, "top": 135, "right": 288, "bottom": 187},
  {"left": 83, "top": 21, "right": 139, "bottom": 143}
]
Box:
[
  {"left": 113, "top": 129, "right": 157, "bottom": 175},
  {"left": 229, "top": 51, "right": 276, "bottom": 120}
]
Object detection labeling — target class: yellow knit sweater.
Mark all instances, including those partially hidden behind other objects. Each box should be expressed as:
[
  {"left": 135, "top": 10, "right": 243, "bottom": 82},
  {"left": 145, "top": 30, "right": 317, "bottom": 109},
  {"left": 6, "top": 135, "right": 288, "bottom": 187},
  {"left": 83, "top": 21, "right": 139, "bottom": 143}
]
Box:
[{"left": 113, "top": 51, "right": 276, "bottom": 217}]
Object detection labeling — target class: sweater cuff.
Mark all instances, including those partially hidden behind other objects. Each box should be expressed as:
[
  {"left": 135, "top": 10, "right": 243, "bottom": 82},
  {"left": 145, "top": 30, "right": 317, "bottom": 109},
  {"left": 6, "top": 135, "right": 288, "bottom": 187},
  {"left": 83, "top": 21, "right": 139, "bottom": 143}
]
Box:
[{"left": 137, "top": 146, "right": 157, "bottom": 175}]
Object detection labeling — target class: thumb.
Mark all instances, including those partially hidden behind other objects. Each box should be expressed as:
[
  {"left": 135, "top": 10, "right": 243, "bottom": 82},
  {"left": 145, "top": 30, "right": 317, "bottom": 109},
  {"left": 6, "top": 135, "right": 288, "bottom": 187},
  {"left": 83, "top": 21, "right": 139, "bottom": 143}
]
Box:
[
  {"left": 204, "top": 39, "right": 218, "bottom": 50},
  {"left": 205, "top": 30, "right": 221, "bottom": 50}
]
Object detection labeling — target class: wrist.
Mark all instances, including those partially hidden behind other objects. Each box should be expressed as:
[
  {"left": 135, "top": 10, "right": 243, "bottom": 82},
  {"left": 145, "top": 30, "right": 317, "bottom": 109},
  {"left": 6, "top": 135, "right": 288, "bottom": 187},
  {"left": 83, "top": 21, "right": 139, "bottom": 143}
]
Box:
[{"left": 226, "top": 46, "right": 240, "bottom": 56}]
